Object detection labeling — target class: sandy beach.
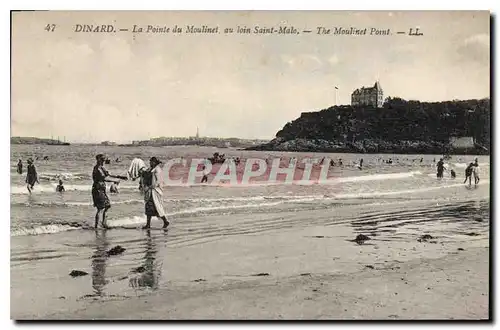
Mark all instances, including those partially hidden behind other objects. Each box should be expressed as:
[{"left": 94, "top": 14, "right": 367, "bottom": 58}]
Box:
[
  {"left": 49, "top": 246, "right": 489, "bottom": 320},
  {"left": 10, "top": 146, "right": 490, "bottom": 320},
  {"left": 12, "top": 196, "right": 489, "bottom": 320}
]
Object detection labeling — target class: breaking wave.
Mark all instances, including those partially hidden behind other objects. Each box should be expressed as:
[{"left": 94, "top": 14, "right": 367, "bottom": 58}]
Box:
[
  {"left": 10, "top": 170, "right": 424, "bottom": 195},
  {"left": 11, "top": 179, "right": 488, "bottom": 237}
]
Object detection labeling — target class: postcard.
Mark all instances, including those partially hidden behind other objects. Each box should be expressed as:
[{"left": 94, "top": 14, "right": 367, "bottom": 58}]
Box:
[{"left": 10, "top": 10, "right": 490, "bottom": 320}]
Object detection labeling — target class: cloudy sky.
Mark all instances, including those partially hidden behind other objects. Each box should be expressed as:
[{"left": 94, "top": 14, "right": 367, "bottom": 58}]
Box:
[{"left": 11, "top": 11, "right": 490, "bottom": 143}]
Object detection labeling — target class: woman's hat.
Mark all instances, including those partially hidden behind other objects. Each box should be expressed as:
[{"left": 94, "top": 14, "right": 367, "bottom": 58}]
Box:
[
  {"left": 96, "top": 154, "right": 106, "bottom": 161},
  {"left": 150, "top": 157, "right": 162, "bottom": 165}
]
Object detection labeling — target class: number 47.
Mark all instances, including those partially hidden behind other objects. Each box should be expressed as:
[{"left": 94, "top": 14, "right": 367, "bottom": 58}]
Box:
[{"left": 44, "top": 24, "right": 56, "bottom": 32}]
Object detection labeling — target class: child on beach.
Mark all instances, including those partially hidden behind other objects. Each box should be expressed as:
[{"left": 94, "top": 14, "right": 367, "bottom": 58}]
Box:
[{"left": 110, "top": 181, "right": 119, "bottom": 194}]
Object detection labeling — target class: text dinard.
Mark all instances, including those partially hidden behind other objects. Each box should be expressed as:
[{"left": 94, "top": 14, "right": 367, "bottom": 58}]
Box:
[{"left": 74, "top": 24, "right": 301, "bottom": 35}]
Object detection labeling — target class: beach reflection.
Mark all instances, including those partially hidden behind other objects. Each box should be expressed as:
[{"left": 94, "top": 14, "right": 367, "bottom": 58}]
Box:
[
  {"left": 129, "top": 229, "right": 165, "bottom": 291},
  {"left": 350, "top": 200, "right": 489, "bottom": 238},
  {"left": 91, "top": 230, "right": 109, "bottom": 296}
]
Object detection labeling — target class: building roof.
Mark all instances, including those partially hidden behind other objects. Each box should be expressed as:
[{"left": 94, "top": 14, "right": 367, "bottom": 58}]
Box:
[
  {"left": 352, "top": 81, "right": 382, "bottom": 95},
  {"left": 449, "top": 136, "right": 474, "bottom": 148}
]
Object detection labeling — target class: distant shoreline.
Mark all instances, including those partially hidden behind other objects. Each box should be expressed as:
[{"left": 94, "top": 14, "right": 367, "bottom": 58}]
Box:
[
  {"left": 11, "top": 137, "right": 70, "bottom": 146},
  {"left": 10, "top": 141, "right": 488, "bottom": 156}
]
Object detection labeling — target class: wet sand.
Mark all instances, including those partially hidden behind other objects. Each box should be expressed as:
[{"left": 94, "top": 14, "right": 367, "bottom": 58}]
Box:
[
  {"left": 12, "top": 189, "right": 490, "bottom": 320},
  {"left": 51, "top": 246, "right": 489, "bottom": 320}
]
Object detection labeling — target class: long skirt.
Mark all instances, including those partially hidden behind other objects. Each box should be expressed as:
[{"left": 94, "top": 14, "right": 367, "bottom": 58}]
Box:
[{"left": 144, "top": 188, "right": 165, "bottom": 217}]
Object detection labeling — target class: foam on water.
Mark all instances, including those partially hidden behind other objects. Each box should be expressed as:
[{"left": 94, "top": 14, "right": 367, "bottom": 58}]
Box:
[
  {"left": 334, "top": 170, "right": 422, "bottom": 183},
  {"left": 109, "top": 201, "right": 287, "bottom": 228},
  {"left": 38, "top": 172, "right": 90, "bottom": 181},
  {"left": 330, "top": 180, "right": 489, "bottom": 200},
  {"left": 10, "top": 179, "right": 489, "bottom": 237},
  {"left": 11, "top": 223, "right": 83, "bottom": 237},
  {"left": 453, "top": 162, "right": 489, "bottom": 168},
  {"left": 10, "top": 170, "right": 425, "bottom": 194},
  {"left": 11, "top": 199, "right": 144, "bottom": 207},
  {"left": 10, "top": 183, "right": 141, "bottom": 195}
]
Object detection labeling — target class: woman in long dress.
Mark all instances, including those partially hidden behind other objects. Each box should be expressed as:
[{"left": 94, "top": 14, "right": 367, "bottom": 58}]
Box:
[{"left": 142, "top": 157, "right": 170, "bottom": 229}]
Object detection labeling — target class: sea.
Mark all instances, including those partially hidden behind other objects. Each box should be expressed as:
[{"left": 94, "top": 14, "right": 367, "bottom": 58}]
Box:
[{"left": 10, "top": 144, "right": 490, "bottom": 318}]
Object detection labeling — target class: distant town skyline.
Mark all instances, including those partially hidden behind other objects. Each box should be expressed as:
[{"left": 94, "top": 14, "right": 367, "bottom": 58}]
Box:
[{"left": 11, "top": 11, "right": 490, "bottom": 143}]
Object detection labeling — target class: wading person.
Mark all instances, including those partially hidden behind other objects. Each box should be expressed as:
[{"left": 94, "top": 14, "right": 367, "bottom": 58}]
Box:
[
  {"left": 56, "top": 179, "right": 65, "bottom": 192},
  {"left": 201, "top": 165, "right": 208, "bottom": 183},
  {"left": 473, "top": 158, "right": 480, "bottom": 185},
  {"left": 201, "top": 159, "right": 210, "bottom": 183},
  {"left": 17, "top": 159, "right": 23, "bottom": 175},
  {"left": 464, "top": 163, "right": 474, "bottom": 186},
  {"left": 142, "top": 157, "right": 169, "bottom": 229},
  {"left": 92, "top": 154, "right": 123, "bottom": 229},
  {"left": 436, "top": 158, "right": 446, "bottom": 179},
  {"left": 25, "top": 158, "right": 39, "bottom": 193}
]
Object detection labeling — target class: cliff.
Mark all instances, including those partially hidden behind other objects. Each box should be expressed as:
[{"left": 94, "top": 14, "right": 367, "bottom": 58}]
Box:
[{"left": 248, "top": 98, "right": 490, "bottom": 155}]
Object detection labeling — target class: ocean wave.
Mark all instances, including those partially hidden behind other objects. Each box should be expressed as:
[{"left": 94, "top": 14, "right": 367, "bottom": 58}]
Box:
[
  {"left": 10, "top": 183, "right": 140, "bottom": 195},
  {"left": 10, "top": 170, "right": 426, "bottom": 194},
  {"left": 108, "top": 201, "right": 287, "bottom": 228},
  {"left": 453, "top": 162, "right": 489, "bottom": 168},
  {"left": 10, "top": 201, "right": 287, "bottom": 236},
  {"left": 11, "top": 223, "right": 85, "bottom": 237},
  {"left": 10, "top": 194, "right": 329, "bottom": 208},
  {"left": 334, "top": 171, "right": 422, "bottom": 183},
  {"left": 11, "top": 179, "right": 489, "bottom": 237},
  {"left": 330, "top": 180, "right": 489, "bottom": 199},
  {"left": 11, "top": 199, "right": 144, "bottom": 207},
  {"left": 38, "top": 172, "right": 91, "bottom": 181}
]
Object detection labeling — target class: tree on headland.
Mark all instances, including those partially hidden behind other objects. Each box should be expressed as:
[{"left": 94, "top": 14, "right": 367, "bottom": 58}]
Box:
[{"left": 271, "top": 98, "right": 490, "bottom": 154}]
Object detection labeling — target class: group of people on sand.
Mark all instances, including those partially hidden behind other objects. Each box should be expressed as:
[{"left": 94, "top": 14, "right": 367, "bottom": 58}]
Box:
[{"left": 92, "top": 154, "right": 169, "bottom": 230}]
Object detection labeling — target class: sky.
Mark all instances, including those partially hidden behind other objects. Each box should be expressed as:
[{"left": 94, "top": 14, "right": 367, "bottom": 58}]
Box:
[{"left": 11, "top": 11, "right": 490, "bottom": 143}]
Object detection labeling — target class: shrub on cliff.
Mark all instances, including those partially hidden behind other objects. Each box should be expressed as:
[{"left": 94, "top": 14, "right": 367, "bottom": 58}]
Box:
[{"left": 275, "top": 98, "right": 490, "bottom": 150}]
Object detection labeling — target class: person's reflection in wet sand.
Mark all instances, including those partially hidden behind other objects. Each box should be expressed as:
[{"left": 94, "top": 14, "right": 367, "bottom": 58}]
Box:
[
  {"left": 91, "top": 230, "right": 110, "bottom": 296},
  {"left": 26, "top": 193, "right": 36, "bottom": 206},
  {"left": 129, "top": 229, "right": 165, "bottom": 291}
]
